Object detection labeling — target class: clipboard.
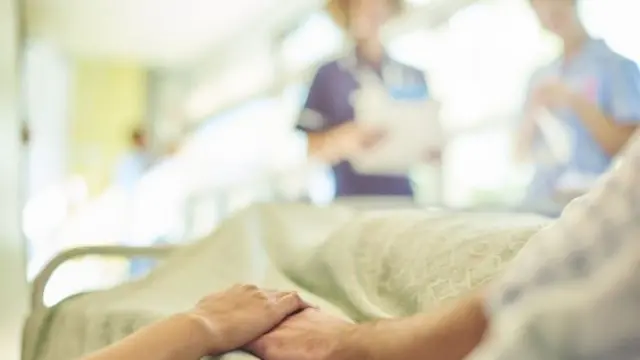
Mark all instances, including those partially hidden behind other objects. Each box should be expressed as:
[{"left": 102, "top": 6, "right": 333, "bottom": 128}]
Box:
[
  {"left": 349, "top": 84, "right": 443, "bottom": 175},
  {"left": 536, "top": 109, "right": 574, "bottom": 165}
]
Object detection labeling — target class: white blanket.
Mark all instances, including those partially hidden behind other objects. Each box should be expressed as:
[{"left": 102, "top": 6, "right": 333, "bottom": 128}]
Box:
[{"left": 29, "top": 204, "right": 548, "bottom": 360}]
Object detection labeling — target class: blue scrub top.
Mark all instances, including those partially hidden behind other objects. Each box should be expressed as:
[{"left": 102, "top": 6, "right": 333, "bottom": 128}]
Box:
[
  {"left": 524, "top": 39, "right": 640, "bottom": 205},
  {"left": 297, "top": 50, "right": 429, "bottom": 197}
]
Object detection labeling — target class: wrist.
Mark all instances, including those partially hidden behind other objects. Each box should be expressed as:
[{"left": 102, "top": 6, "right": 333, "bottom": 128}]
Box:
[
  {"left": 309, "top": 130, "right": 341, "bottom": 163},
  {"left": 307, "top": 131, "right": 330, "bottom": 158},
  {"left": 333, "top": 323, "right": 378, "bottom": 360},
  {"left": 180, "top": 311, "right": 225, "bottom": 356}
]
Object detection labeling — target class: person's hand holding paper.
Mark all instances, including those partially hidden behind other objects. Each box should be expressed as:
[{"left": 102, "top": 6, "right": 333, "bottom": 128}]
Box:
[
  {"left": 315, "top": 121, "right": 387, "bottom": 165},
  {"left": 528, "top": 78, "right": 599, "bottom": 198},
  {"left": 535, "top": 108, "right": 574, "bottom": 165},
  {"left": 349, "top": 72, "right": 442, "bottom": 175},
  {"left": 520, "top": 78, "right": 576, "bottom": 165},
  {"left": 530, "top": 78, "right": 576, "bottom": 109}
]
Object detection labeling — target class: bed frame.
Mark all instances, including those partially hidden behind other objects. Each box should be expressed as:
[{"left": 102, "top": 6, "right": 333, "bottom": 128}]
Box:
[{"left": 23, "top": 245, "right": 177, "bottom": 360}]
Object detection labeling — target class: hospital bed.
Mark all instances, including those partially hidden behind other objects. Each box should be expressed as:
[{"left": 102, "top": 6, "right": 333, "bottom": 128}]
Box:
[{"left": 23, "top": 203, "right": 549, "bottom": 360}]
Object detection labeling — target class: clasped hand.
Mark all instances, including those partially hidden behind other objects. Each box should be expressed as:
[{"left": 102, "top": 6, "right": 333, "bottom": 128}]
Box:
[
  {"left": 530, "top": 79, "right": 576, "bottom": 110},
  {"left": 320, "top": 121, "right": 387, "bottom": 164},
  {"left": 186, "top": 285, "right": 357, "bottom": 360}
]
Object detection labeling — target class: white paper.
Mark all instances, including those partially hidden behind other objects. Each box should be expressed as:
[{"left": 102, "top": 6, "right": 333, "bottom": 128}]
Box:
[
  {"left": 350, "top": 75, "right": 443, "bottom": 175},
  {"left": 556, "top": 171, "right": 599, "bottom": 194},
  {"left": 536, "top": 109, "right": 573, "bottom": 165}
]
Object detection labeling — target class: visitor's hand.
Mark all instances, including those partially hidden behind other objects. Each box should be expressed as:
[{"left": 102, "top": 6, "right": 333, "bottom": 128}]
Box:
[
  {"left": 322, "top": 122, "right": 386, "bottom": 163},
  {"left": 531, "top": 79, "right": 576, "bottom": 110},
  {"left": 244, "top": 309, "right": 361, "bottom": 360},
  {"left": 186, "top": 285, "right": 310, "bottom": 355}
]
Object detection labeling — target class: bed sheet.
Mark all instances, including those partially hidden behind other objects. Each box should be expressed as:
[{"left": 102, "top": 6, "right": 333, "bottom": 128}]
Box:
[
  {"left": 29, "top": 204, "right": 549, "bottom": 360},
  {"left": 268, "top": 208, "right": 548, "bottom": 321},
  {"left": 31, "top": 204, "right": 353, "bottom": 360}
]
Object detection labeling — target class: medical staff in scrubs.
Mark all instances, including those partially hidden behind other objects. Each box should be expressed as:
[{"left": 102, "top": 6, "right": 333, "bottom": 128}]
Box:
[
  {"left": 516, "top": 0, "right": 640, "bottom": 215},
  {"left": 297, "top": 0, "right": 432, "bottom": 199}
]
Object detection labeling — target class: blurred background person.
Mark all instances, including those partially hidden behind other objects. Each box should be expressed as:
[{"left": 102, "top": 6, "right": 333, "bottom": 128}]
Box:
[
  {"left": 113, "top": 126, "right": 157, "bottom": 278},
  {"left": 297, "top": 0, "right": 435, "bottom": 203},
  {"left": 516, "top": 0, "right": 640, "bottom": 215},
  {"left": 114, "top": 126, "right": 154, "bottom": 194}
]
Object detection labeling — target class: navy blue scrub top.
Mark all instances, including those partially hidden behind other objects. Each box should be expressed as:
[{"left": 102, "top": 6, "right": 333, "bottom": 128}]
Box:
[{"left": 297, "top": 51, "right": 429, "bottom": 197}]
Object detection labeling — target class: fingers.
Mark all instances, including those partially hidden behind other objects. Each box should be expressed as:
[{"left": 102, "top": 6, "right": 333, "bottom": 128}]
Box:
[
  {"left": 301, "top": 298, "right": 320, "bottom": 309},
  {"left": 273, "top": 292, "right": 307, "bottom": 319},
  {"left": 243, "top": 337, "right": 265, "bottom": 357},
  {"left": 265, "top": 289, "right": 315, "bottom": 310},
  {"left": 236, "top": 286, "right": 316, "bottom": 316},
  {"left": 362, "top": 130, "right": 386, "bottom": 149}
]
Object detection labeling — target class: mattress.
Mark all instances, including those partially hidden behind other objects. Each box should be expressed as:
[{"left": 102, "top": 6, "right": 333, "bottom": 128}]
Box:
[{"left": 27, "top": 204, "right": 549, "bottom": 360}]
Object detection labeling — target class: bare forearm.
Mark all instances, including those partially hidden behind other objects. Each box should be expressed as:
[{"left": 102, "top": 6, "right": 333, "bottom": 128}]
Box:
[
  {"left": 569, "top": 94, "right": 637, "bottom": 156},
  {"left": 307, "top": 130, "right": 344, "bottom": 164},
  {"left": 348, "top": 293, "right": 488, "bottom": 360},
  {"left": 81, "top": 314, "right": 210, "bottom": 360},
  {"left": 307, "top": 131, "right": 329, "bottom": 159}
]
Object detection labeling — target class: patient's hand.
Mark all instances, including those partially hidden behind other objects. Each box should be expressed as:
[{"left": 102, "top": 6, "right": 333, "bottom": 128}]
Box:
[
  {"left": 187, "top": 284, "right": 309, "bottom": 355},
  {"left": 244, "top": 309, "right": 361, "bottom": 360}
]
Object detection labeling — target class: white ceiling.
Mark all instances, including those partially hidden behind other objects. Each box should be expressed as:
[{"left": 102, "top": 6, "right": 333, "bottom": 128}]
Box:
[
  {"left": 26, "top": 0, "right": 320, "bottom": 67},
  {"left": 25, "top": 0, "right": 483, "bottom": 68},
  {"left": 181, "top": 0, "right": 481, "bottom": 118}
]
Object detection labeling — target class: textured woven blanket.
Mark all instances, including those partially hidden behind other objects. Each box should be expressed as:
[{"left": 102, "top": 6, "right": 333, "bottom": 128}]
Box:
[{"left": 29, "top": 204, "right": 548, "bottom": 360}]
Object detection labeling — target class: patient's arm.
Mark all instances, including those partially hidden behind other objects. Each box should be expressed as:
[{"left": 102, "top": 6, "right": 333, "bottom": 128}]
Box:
[
  {"left": 359, "top": 134, "right": 640, "bottom": 360},
  {"left": 82, "top": 285, "right": 309, "bottom": 360},
  {"left": 246, "top": 291, "right": 488, "bottom": 360},
  {"left": 354, "top": 292, "right": 487, "bottom": 360},
  {"left": 81, "top": 314, "right": 210, "bottom": 360}
]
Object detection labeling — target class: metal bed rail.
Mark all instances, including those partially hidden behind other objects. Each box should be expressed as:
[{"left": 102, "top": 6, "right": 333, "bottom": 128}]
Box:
[{"left": 23, "top": 245, "right": 178, "bottom": 360}]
